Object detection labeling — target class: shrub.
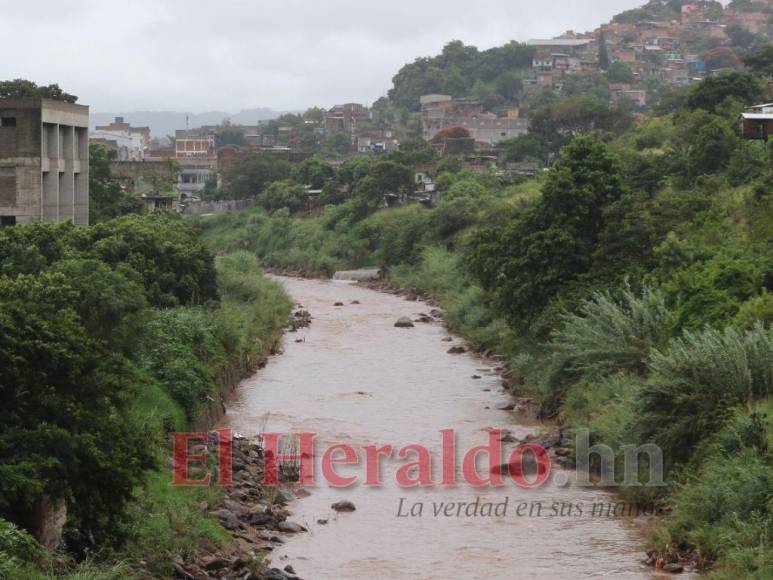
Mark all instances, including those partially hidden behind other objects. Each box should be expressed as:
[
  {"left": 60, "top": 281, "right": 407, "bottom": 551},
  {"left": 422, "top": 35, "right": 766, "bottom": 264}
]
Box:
[
  {"left": 552, "top": 286, "right": 673, "bottom": 377},
  {"left": 0, "top": 518, "right": 43, "bottom": 562},
  {"left": 141, "top": 308, "right": 223, "bottom": 423},
  {"left": 639, "top": 324, "right": 773, "bottom": 465},
  {"left": 735, "top": 291, "right": 773, "bottom": 330}
]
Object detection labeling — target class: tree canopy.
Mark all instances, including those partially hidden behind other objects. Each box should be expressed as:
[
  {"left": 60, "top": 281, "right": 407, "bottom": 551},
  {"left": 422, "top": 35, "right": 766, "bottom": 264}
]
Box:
[{"left": 0, "top": 79, "right": 78, "bottom": 103}]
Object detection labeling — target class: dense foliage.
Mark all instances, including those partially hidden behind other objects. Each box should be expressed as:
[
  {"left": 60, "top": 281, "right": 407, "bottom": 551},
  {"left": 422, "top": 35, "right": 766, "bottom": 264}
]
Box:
[
  {"left": 388, "top": 40, "right": 534, "bottom": 111},
  {"left": 89, "top": 144, "right": 145, "bottom": 224},
  {"left": 0, "top": 79, "right": 78, "bottom": 103},
  {"left": 0, "top": 214, "right": 291, "bottom": 577}
]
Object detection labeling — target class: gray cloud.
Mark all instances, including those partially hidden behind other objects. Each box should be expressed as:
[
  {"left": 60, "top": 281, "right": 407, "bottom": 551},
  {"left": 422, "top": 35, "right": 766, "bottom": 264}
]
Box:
[{"left": 0, "top": 0, "right": 645, "bottom": 112}]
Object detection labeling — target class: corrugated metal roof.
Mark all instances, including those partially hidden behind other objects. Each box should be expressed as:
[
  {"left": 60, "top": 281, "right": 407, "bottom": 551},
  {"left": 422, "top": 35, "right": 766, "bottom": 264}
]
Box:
[{"left": 742, "top": 113, "right": 773, "bottom": 120}]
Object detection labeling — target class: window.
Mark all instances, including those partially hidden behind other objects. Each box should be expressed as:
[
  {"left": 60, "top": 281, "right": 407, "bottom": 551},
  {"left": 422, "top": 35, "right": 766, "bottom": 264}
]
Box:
[
  {"left": 1, "top": 117, "right": 16, "bottom": 127},
  {"left": 1, "top": 216, "right": 17, "bottom": 226}
]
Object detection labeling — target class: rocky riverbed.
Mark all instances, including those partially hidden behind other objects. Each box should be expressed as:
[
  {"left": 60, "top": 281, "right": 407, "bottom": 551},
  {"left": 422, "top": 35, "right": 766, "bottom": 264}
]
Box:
[{"left": 217, "top": 276, "right": 674, "bottom": 579}]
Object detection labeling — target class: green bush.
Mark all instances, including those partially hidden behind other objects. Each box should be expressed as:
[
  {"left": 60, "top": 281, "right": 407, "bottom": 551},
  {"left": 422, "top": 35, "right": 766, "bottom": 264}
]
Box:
[
  {"left": 0, "top": 518, "right": 43, "bottom": 562},
  {"left": 663, "top": 402, "right": 773, "bottom": 577},
  {"left": 356, "top": 205, "right": 432, "bottom": 266},
  {"left": 552, "top": 286, "right": 673, "bottom": 377},
  {"left": 735, "top": 291, "right": 773, "bottom": 330},
  {"left": 639, "top": 324, "right": 773, "bottom": 466}
]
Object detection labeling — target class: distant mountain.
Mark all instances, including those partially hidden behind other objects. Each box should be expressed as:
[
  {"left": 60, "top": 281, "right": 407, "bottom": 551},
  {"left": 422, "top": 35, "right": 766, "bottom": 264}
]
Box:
[{"left": 90, "top": 108, "right": 288, "bottom": 139}]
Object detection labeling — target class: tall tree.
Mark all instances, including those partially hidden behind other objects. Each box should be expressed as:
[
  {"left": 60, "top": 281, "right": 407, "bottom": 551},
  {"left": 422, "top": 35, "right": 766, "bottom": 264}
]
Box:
[
  {"left": 598, "top": 31, "right": 611, "bottom": 71},
  {"left": 88, "top": 144, "right": 144, "bottom": 224},
  {"left": 467, "top": 136, "right": 625, "bottom": 330}
]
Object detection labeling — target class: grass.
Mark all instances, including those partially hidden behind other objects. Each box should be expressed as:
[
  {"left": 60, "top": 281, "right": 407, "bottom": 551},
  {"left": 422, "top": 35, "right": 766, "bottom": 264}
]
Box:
[{"left": 120, "top": 471, "right": 231, "bottom": 577}]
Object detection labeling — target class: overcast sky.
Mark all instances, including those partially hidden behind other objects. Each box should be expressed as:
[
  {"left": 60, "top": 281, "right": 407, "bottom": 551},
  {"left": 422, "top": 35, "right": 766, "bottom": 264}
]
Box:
[{"left": 1, "top": 0, "right": 647, "bottom": 113}]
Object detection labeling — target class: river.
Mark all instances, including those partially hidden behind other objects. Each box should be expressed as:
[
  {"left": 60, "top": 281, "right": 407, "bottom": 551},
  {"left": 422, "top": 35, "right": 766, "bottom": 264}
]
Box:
[{"left": 224, "top": 276, "right": 660, "bottom": 579}]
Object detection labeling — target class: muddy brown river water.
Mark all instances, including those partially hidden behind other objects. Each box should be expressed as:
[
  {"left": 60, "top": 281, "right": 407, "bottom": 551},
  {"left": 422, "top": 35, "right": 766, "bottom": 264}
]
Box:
[{"left": 225, "top": 277, "right": 663, "bottom": 579}]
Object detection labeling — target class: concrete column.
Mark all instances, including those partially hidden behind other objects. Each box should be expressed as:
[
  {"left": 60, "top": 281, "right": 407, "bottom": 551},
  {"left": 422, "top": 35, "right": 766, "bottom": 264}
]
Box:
[
  {"left": 74, "top": 127, "right": 89, "bottom": 225},
  {"left": 42, "top": 123, "right": 59, "bottom": 222},
  {"left": 74, "top": 172, "right": 88, "bottom": 225},
  {"left": 59, "top": 126, "right": 74, "bottom": 222}
]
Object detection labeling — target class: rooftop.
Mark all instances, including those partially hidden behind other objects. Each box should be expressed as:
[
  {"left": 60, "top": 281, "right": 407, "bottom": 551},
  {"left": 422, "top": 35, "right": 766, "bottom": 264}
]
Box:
[{"left": 527, "top": 39, "right": 593, "bottom": 47}]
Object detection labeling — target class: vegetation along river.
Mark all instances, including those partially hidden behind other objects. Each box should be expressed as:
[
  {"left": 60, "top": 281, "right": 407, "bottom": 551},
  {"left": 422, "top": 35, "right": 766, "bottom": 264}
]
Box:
[{"left": 224, "top": 276, "right": 663, "bottom": 579}]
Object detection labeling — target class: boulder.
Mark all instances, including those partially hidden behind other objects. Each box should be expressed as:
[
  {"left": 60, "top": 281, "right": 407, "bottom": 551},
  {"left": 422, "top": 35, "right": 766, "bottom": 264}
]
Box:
[
  {"left": 277, "top": 521, "right": 306, "bottom": 533},
  {"left": 221, "top": 499, "right": 249, "bottom": 516},
  {"left": 249, "top": 511, "right": 273, "bottom": 526},
  {"left": 209, "top": 509, "right": 241, "bottom": 530},
  {"left": 334, "top": 302, "right": 344, "bottom": 307},
  {"left": 447, "top": 346, "right": 466, "bottom": 354},
  {"left": 331, "top": 500, "right": 356, "bottom": 512},
  {"left": 495, "top": 402, "right": 515, "bottom": 411},
  {"left": 663, "top": 563, "right": 684, "bottom": 574},
  {"left": 202, "top": 557, "right": 228, "bottom": 571},
  {"left": 394, "top": 317, "right": 415, "bottom": 328},
  {"left": 442, "top": 337, "right": 453, "bottom": 342}
]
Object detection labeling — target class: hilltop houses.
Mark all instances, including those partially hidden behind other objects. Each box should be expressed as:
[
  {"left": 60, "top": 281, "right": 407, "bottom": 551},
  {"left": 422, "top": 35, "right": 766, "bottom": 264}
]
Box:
[{"left": 420, "top": 95, "right": 528, "bottom": 146}]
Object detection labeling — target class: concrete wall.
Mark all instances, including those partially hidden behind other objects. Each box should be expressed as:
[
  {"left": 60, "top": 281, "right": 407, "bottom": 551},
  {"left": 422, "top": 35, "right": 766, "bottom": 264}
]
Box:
[
  {"left": 109, "top": 160, "right": 176, "bottom": 181},
  {"left": 0, "top": 98, "right": 89, "bottom": 226}
]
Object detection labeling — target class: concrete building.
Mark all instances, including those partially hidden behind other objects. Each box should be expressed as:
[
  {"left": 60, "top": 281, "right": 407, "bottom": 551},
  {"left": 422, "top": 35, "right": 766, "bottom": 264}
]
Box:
[
  {"left": 88, "top": 130, "right": 140, "bottom": 161},
  {"left": 324, "top": 103, "right": 370, "bottom": 135},
  {"left": 177, "top": 158, "right": 215, "bottom": 199},
  {"left": 741, "top": 104, "right": 773, "bottom": 141},
  {"left": 173, "top": 129, "right": 216, "bottom": 198},
  {"left": 175, "top": 129, "right": 215, "bottom": 159},
  {"left": 92, "top": 116, "right": 150, "bottom": 160},
  {"left": 527, "top": 38, "right": 596, "bottom": 57},
  {"left": 0, "top": 98, "right": 89, "bottom": 226},
  {"left": 421, "top": 95, "right": 528, "bottom": 145}
]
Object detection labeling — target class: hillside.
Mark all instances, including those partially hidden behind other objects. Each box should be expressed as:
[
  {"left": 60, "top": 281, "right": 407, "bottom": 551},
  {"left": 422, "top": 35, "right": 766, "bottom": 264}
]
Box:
[{"left": 386, "top": 0, "right": 773, "bottom": 114}]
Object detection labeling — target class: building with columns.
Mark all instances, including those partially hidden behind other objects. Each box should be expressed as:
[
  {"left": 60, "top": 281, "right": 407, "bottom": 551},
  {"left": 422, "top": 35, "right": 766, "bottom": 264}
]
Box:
[{"left": 0, "top": 98, "right": 90, "bottom": 226}]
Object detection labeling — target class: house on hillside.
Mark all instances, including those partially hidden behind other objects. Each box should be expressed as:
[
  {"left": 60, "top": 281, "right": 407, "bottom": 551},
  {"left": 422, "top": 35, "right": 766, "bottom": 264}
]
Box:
[
  {"left": 741, "top": 104, "right": 773, "bottom": 141},
  {"left": 527, "top": 38, "right": 596, "bottom": 58},
  {"left": 421, "top": 96, "right": 528, "bottom": 145}
]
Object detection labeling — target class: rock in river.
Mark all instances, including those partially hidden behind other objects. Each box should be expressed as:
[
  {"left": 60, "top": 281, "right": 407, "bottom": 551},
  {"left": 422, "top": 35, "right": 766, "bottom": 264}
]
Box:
[
  {"left": 394, "top": 317, "right": 415, "bottom": 328},
  {"left": 277, "top": 521, "right": 306, "bottom": 533},
  {"left": 331, "top": 500, "right": 357, "bottom": 512}
]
